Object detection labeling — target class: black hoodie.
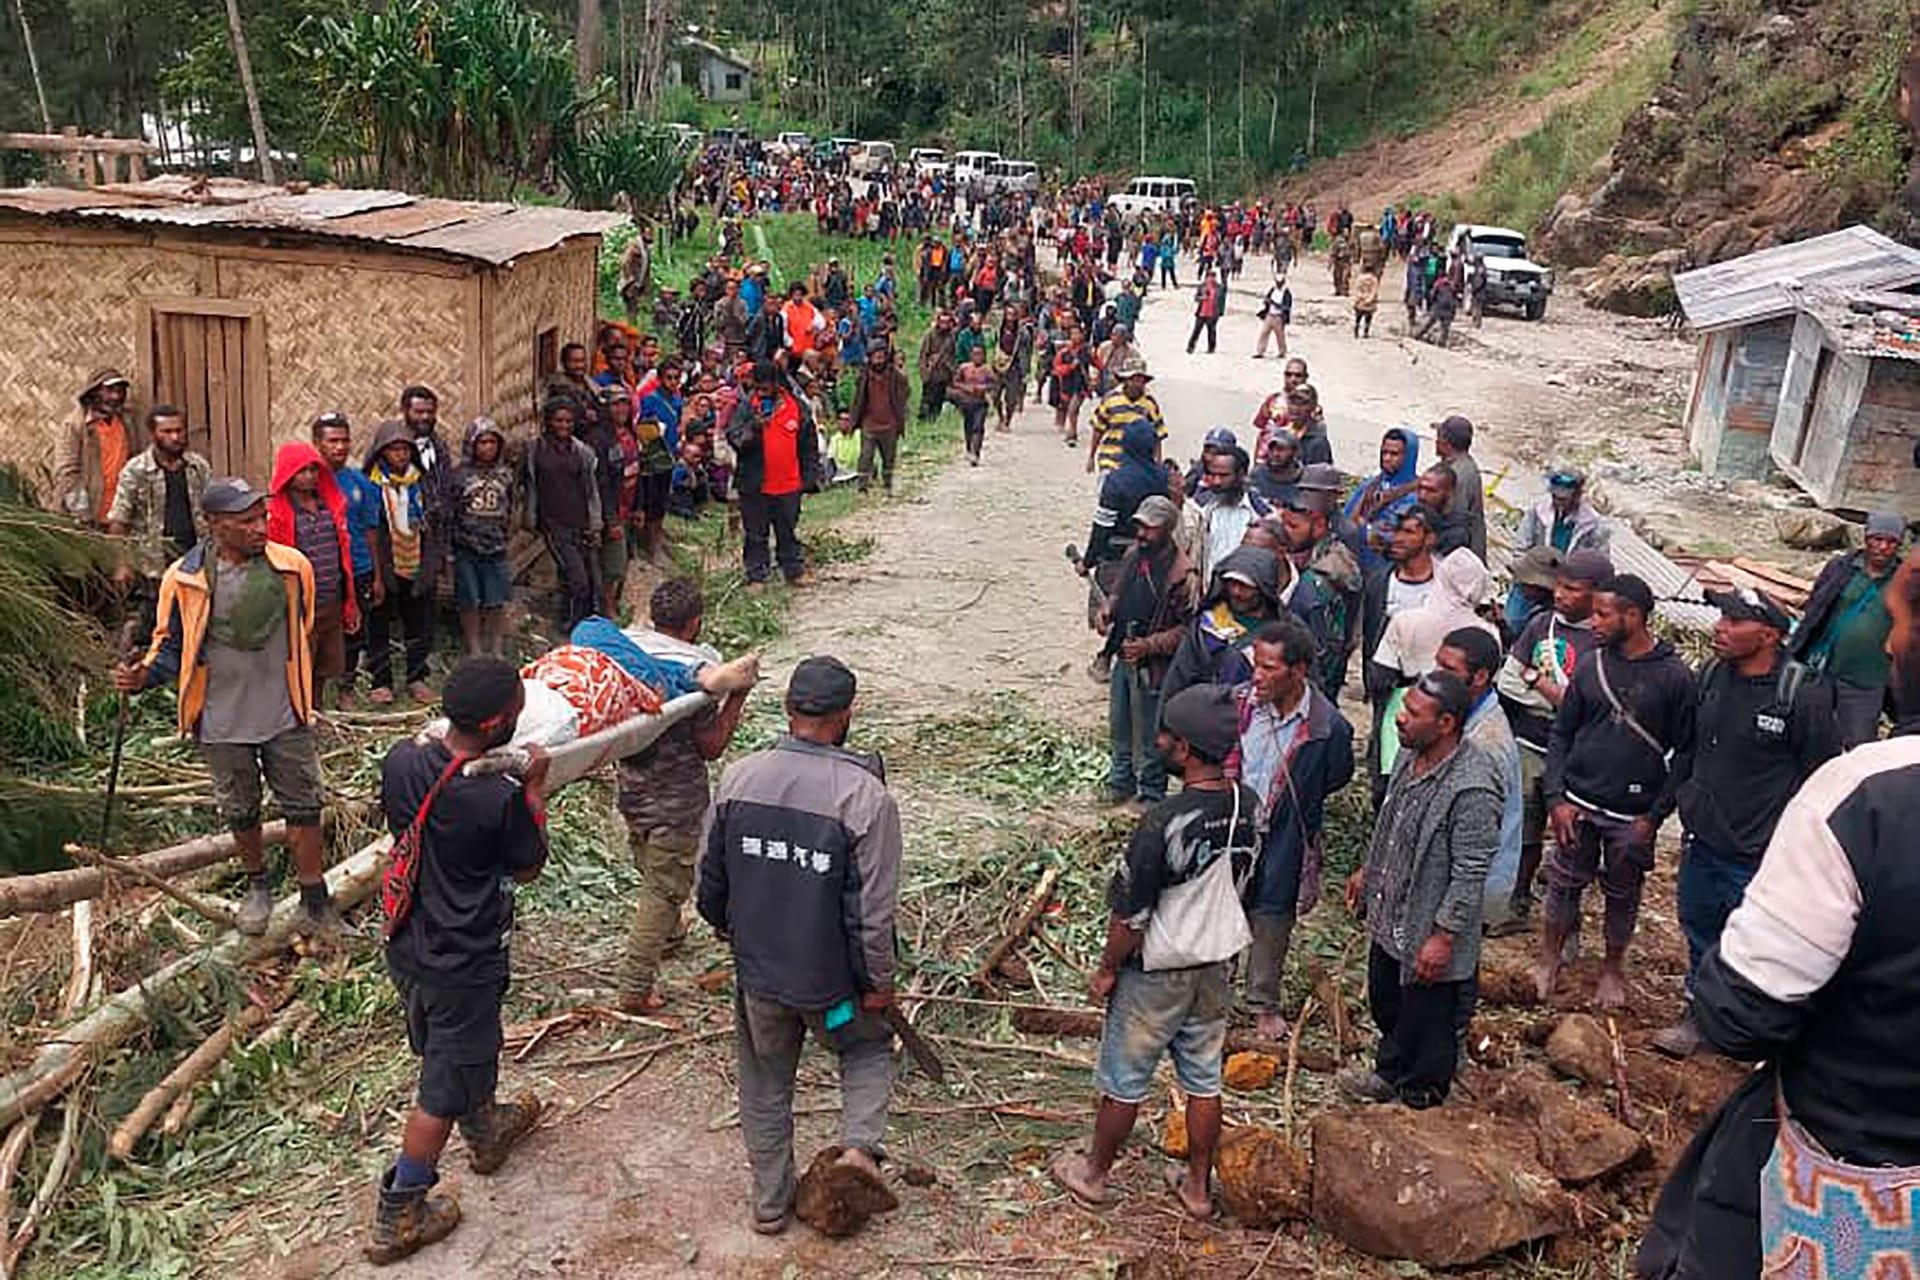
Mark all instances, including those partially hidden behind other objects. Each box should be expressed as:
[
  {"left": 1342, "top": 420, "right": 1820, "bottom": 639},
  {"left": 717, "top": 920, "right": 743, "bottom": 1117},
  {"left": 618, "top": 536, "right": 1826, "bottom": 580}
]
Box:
[{"left": 1544, "top": 638, "right": 1696, "bottom": 820}]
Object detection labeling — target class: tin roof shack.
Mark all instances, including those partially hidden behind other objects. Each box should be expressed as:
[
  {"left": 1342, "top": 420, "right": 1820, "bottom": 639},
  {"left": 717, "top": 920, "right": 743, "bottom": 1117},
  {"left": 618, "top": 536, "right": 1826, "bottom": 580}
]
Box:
[
  {"left": 1769, "top": 289, "right": 1920, "bottom": 513},
  {"left": 0, "top": 177, "right": 620, "bottom": 487},
  {"left": 1674, "top": 227, "right": 1920, "bottom": 481}
]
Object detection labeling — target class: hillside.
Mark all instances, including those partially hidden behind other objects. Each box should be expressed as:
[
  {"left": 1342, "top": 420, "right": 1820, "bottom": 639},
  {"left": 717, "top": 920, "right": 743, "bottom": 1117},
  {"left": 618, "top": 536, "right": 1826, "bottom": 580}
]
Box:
[{"left": 1282, "top": 0, "right": 1918, "bottom": 315}]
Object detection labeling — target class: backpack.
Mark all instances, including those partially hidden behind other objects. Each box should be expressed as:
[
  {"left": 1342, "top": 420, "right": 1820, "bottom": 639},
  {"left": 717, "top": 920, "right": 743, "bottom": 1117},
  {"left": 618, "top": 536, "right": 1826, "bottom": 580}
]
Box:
[
  {"left": 380, "top": 752, "right": 471, "bottom": 940},
  {"left": 1696, "top": 655, "right": 1815, "bottom": 741}
]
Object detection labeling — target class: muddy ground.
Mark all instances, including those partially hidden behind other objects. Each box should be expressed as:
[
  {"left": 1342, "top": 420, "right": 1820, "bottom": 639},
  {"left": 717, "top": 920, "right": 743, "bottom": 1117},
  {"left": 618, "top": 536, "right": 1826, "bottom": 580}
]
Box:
[{"left": 239, "top": 258, "right": 1770, "bottom": 1280}]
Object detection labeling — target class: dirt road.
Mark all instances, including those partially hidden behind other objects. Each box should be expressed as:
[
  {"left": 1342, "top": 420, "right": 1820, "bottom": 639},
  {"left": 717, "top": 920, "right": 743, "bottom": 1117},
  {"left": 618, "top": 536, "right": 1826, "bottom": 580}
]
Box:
[{"left": 291, "top": 260, "right": 1719, "bottom": 1280}]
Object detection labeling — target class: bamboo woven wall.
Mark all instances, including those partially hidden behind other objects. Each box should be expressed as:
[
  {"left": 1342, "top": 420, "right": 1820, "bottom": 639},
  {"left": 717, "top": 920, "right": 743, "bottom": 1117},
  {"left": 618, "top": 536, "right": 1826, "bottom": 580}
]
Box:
[
  {"left": 0, "top": 241, "right": 202, "bottom": 487},
  {"left": 216, "top": 257, "right": 470, "bottom": 462},
  {"left": 488, "top": 240, "right": 601, "bottom": 441}
]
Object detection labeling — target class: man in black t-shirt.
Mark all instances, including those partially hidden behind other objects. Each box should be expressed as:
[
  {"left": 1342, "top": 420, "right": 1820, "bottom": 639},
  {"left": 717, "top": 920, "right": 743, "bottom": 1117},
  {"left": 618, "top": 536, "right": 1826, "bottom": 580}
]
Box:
[
  {"left": 1052, "top": 684, "right": 1259, "bottom": 1222},
  {"left": 367, "top": 659, "right": 551, "bottom": 1265}
]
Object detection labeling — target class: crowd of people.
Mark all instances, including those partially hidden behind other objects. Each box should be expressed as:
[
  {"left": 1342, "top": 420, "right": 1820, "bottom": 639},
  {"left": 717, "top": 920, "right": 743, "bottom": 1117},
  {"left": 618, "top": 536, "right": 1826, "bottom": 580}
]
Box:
[{"left": 48, "top": 173, "right": 1920, "bottom": 1276}]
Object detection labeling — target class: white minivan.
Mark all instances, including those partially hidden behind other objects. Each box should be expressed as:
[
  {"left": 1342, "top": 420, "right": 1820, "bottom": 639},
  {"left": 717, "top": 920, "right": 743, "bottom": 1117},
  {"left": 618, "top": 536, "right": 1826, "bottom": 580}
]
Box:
[
  {"left": 984, "top": 158, "right": 1040, "bottom": 195},
  {"left": 1109, "top": 176, "right": 1197, "bottom": 218},
  {"left": 951, "top": 150, "right": 1001, "bottom": 185},
  {"left": 850, "top": 140, "right": 897, "bottom": 176}
]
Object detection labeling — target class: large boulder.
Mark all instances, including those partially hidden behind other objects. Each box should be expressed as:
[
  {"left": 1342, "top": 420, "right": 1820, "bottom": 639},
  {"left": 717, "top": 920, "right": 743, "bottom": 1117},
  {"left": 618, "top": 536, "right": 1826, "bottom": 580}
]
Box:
[
  {"left": 1216, "top": 1126, "right": 1311, "bottom": 1227},
  {"left": 1311, "top": 1106, "right": 1577, "bottom": 1265},
  {"left": 1545, "top": 1013, "right": 1615, "bottom": 1085},
  {"left": 1224, "top": 1051, "right": 1280, "bottom": 1092}
]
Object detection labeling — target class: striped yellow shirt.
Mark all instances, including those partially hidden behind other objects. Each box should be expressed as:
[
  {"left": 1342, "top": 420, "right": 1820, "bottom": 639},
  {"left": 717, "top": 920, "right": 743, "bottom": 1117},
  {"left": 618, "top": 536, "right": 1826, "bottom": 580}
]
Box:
[{"left": 1091, "top": 391, "right": 1166, "bottom": 472}]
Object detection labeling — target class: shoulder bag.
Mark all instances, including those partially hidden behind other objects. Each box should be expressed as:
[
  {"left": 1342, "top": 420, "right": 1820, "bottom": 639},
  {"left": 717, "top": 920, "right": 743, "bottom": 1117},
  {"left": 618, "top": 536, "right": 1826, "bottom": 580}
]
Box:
[
  {"left": 1142, "top": 786, "right": 1254, "bottom": 971},
  {"left": 379, "top": 752, "right": 472, "bottom": 940}
]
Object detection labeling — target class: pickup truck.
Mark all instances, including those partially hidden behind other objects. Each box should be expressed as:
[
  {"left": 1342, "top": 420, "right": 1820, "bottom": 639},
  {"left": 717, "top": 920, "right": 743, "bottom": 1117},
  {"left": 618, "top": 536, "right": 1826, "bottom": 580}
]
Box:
[{"left": 1448, "top": 224, "right": 1555, "bottom": 321}]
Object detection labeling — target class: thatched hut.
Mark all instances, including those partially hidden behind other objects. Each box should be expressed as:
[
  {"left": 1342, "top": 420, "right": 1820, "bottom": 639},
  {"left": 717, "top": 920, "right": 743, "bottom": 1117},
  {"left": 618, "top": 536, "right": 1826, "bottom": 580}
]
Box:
[{"left": 0, "top": 177, "right": 622, "bottom": 486}]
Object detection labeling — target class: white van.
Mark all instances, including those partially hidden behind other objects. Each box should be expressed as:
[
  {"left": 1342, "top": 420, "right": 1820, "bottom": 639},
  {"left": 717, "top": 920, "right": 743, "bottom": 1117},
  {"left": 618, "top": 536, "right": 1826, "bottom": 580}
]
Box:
[
  {"left": 983, "top": 158, "right": 1040, "bottom": 195},
  {"left": 1109, "top": 176, "right": 1197, "bottom": 218},
  {"left": 951, "top": 150, "right": 1001, "bottom": 185},
  {"left": 908, "top": 147, "right": 949, "bottom": 177},
  {"left": 850, "top": 140, "right": 897, "bottom": 176}
]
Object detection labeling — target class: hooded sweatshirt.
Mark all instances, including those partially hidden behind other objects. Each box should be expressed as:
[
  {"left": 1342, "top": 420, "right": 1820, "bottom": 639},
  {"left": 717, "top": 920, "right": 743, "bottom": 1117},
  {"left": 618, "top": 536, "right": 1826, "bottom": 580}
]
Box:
[
  {"left": 450, "top": 419, "right": 515, "bottom": 557},
  {"left": 267, "top": 441, "right": 357, "bottom": 628},
  {"left": 1160, "top": 545, "right": 1328, "bottom": 705},
  {"left": 1372, "top": 548, "right": 1498, "bottom": 679},
  {"left": 1086, "top": 419, "right": 1167, "bottom": 566},
  {"left": 364, "top": 420, "right": 428, "bottom": 584},
  {"left": 1545, "top": 637, "right": 1697, "bottom": 821},
  {"left": 1342, "top": 427, "right": 1421, "bottom": 573}
]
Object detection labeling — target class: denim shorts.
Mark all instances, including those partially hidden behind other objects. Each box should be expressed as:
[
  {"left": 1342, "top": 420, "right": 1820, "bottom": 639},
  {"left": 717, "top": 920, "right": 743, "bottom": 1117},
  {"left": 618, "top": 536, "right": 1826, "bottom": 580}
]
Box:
[
  {"left": 1096, "top": 962, "right": 1231, "bottom": 1104},
  {"left": 454, "top": 551, "right": 510, "bottom": 611}
]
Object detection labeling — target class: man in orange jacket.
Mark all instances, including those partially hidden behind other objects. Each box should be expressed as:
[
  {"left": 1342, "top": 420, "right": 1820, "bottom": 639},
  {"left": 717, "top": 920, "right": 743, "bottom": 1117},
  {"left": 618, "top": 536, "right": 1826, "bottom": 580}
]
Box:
[{"left": 114, "top": 478, "right": 336, "bottom": 936}]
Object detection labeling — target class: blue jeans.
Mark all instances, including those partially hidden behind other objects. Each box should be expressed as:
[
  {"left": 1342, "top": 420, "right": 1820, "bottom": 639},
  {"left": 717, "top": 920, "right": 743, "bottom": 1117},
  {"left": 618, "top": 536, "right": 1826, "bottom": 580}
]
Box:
[
  {"left": 1676, "top": 835, "right": 1758, "bottom": 996},
  {"left": 1107, "top": 661, "right": 1165, "bottom": 802}
]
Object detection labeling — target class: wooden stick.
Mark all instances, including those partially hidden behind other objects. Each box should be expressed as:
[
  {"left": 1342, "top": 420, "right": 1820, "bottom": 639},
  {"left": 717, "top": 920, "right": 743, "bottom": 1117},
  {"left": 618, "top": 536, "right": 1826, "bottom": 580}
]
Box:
[
  {"left": 548, "top": 1026, "right": 731, "bottom": 1070},
  {"left": 0, "top": 1120, "right": 35, "bottom": 1280},
  {"left": 1606, "top": 1015, "right": 1635, "bottom": 1128},
  {"left": 931, "top": 1035, "right": 1093, "bottom": 1069},
  {"left": 1241, "top": 1225, "right": 1288, "bottom": 1280},
  {"left": 6, "top": 1096, "right": 78, "bottom": 1268},
  {"left": 108, "top": 1004, "right": 272, "bottom": 1160},
  {"left": 1282, "top": 996, "right": 1318, "bottom": 1143},
  {"left": 64, "top": 844, "right": 237, "bottom": 929},
  {"left": 975, "top": 866, "right": 1062, "bottom": 988},
  {"left": 0, "top": 824, "right": 286, "bottom": 920}
]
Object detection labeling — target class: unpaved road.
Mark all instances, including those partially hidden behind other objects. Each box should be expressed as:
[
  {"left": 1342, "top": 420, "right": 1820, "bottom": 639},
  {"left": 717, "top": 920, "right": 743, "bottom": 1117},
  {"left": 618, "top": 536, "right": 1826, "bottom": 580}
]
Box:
[{"left": 285, "top": 259, "right": 1717, "bottom": 1280}]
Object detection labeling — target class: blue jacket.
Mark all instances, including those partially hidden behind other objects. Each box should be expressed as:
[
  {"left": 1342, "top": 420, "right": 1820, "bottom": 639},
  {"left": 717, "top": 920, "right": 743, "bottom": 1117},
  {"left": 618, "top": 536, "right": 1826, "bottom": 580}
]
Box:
[{"left": 1234, "top": 684, "right": 1355, "bottom": 917}]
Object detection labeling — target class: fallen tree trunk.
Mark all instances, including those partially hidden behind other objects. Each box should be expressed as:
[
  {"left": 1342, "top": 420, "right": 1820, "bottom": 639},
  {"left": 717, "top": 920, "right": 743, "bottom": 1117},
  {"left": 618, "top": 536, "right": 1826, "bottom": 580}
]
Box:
[
  {"left": 0, "top": 824, "right": 287, "bottom": 921},
  {"left": 0, "top": 836, "right": 389, "bottom": 1131},
  {"left": 108, "top": 1002, "right": 272, "bottom": 1160},
  {"left": 976, "top": 866, "right": 1062, "bottom": 988}
]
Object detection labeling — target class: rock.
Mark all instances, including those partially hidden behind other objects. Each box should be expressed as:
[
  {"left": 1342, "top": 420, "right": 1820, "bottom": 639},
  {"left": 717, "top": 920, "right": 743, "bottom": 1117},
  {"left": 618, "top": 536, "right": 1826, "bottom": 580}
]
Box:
[
  {"left": 1224, "top": 1051, "right": 1280, "bottom": 1092},
  {"left": 1574, "top": 250, "right": 1687, "bottom": 317},
  {"left": 901, "top": 1164, "right": 938, "bottom": 1188},
  {"left": 1161, "top": 1102, "right": 1189, "bottom": 1159},
  {"left": 1311, "top": 1107, "right": 1576, "bottom": 1265},
  {"left": 1531, "top": 1087, "right": 1649, "bottom": 1185},
  {"left": 1776, "top": 508, "right": 1853, "bottom": 550},
  {"left": 1215, "top": 1126, "right": 1311, "bottom": 1228},
  {"left": 1545, "top": 1014, "right": 1615, "bottom": 1086},
  {"left": 794, "top": 1146, "right": 899, "bottom": 1238}
]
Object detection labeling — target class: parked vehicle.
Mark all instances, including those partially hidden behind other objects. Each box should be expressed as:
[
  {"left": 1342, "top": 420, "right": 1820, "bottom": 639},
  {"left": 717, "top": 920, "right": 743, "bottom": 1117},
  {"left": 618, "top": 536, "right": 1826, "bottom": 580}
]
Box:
[
  {"left": 1448, "top": 224, "right": 1554, "bottom": 320},
  {"left": 850, "top": 140, "right": 897, "bottom": 176},
  {"left": 982, "top": 158, "right": 1039, "bottom": 195},
  {"left": 951, "top": 150, "right": 1001, "bottom": 186},
  {"left": 1108, "top": 175, "right": 1197, "bottom": 218},
  {"left": 665, "top": 123, "right": 704, "bottom": 152},
  {"left": 909, "top": 147, "right": 950, "bottom": 178},
  {"left": 706, "top": 126, "right": 751, "bottom": 154},
  {"left": 767, "top": 130, "right": 811, "bottom": 160}
]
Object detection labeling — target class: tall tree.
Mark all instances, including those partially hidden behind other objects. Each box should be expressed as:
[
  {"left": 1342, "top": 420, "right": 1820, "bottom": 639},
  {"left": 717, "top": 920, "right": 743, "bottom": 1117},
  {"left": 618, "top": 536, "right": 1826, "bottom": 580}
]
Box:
[
  {"left": 223, "top": 0, "right": 273, "bottom": 181},
  {"left": 12, "top": 0, "right": 51, "bottom": 133},
  {"left": 577, "top": 0, "right": 602, "bottom": 86}
]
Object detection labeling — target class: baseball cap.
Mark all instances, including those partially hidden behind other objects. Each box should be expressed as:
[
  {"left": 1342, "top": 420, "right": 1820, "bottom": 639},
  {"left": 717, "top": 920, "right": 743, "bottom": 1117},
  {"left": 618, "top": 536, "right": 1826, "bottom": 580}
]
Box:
[
  {"left": 1865, "top": 511, "right": 1907, "bottom": 540},
  {"left": 1512, "top": 545, "right": 1565, "bottom": 588},
  {"left": 786, "top": 656, "right": 857, "bottom": 715},
  {"left": 1547, "top": 467, "right": 1584, "bottom": 490},
  {"left": 1204, "top": 427, "right": 1239, "bottom": 449},
  {"left": 1134, "top": 495, "right": 1178, "bottom": 529},
  {"left": 1559, "top": 549, "right": 1613, "bottom": 585},
  {"left": 1296, "top": 463, "right": 1343, "bottom": 493},
  {"left": 1266, "top": 428, "right": 1299, "bottom": 451},
  {"left": 201, "top": 477, "right": 267, "bottom": 514},
  {"left": 1160, "top": 684, "right": 1240, "bottom": 761},
  {"left": 1706, "top": 586, "right": 1792, "bottom": 632},
  {"left": 313, "top": 410, "right": 350, "bottom": 429}
]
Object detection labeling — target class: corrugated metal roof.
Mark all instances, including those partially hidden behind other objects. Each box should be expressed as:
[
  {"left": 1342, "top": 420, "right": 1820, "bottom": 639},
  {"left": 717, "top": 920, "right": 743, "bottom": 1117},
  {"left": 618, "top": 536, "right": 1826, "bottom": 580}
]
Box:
[
  {"left": 1798, "top": 287, "right": 1920, "bottom": 363},
  {"left": 0, "top": 177, "right": 623, "bottom": 266},
  {"left": 1673, "top": 226, "right": 1920, "bottom": 333}
]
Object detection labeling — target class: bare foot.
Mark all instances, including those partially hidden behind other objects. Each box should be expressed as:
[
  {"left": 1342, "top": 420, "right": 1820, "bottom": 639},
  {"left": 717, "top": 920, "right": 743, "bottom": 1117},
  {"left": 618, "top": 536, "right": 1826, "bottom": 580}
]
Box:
[
  {"left": 1531, "top": 958, "right": 1560, "bottom": 1004},
  {"left": 1595, "top": 966, "right": 1628, "bottom": 1009},
  {"left": 1049, "top": 1151, "right": 1113, "bottom": 1208},
  {"left": 1254, "top": 1012, "right": 1290, "bottom": 1043},
  {"left": 1166, "top": 1166, "right": 1214, "bottom": 1220}
]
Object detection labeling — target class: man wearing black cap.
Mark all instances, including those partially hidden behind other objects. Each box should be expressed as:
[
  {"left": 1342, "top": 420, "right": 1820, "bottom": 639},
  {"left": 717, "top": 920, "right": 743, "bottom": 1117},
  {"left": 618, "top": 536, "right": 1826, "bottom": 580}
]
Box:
[
  {"left": 1096, "top": 495, "right": 1199, "bottom": 811},
  {"left": 697, "top": 656, "right": 903, "bottom": 1235},
  {"left": 1789, "top": 510, "right": 1906, "bottom": 746},
  {"left": 114, "top": 478, "right": 335, "bottom": 936},
  {"left": 1490, "top": 548, "right": 1607, "bottom": 935},
  {"left": 1651, "top": 588, "right": 1840, "bottom": 1058},
  {"left": 1537, "top": 573, "right": 1696, "bottom": 1008},
  {"left": 1051, "top": 684, "right": 1259, "bottom": 1221},
  {"left": 1342, "top": 670, "right": 1500, "bottom": 1108},
  {"left": 726, "top": 360, "right": 820, "bottom": 589},
  {"left": 1279, "top": 470, "right": 1363, "bottom": 696}
]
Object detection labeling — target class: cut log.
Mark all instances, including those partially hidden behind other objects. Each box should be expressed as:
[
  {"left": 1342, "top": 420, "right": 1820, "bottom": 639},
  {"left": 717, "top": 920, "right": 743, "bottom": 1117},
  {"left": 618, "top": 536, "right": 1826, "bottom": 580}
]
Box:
[
  {"left": 0, "top": 824, "right": 286, "bottom": 921},
  {"left": 0, "top": 835, "right": 390, "bottom": 1131},
  {"left": 460, "top": 691, "right": 714, "bottom": 785},
  {"left": 63, "top": 845, "right": 236, "bottom": 929},
  {"left": 108, "top": 1002, "right": 272, "bottom": 1160},
  {"left": 975, "top": 866, "right": 1062, "bottom": 988}
]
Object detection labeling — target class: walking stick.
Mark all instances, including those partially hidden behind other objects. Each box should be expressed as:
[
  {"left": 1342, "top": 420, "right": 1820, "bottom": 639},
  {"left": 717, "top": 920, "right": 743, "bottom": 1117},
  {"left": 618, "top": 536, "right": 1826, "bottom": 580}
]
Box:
[{"left": 99, "top": 618, "right": 142, "bottom": 851}]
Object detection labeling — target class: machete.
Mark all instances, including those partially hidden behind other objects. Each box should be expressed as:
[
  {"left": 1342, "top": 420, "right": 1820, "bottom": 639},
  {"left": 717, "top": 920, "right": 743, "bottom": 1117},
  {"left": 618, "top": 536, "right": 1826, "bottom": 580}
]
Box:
[{"left": 880, "top": 1005, "right": 945, "bottom": 1083}]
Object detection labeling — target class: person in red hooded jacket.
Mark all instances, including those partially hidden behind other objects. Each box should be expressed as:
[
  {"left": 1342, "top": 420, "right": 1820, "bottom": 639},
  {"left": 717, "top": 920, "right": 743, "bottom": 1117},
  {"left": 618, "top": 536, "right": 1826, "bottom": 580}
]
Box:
[{"left": 268, "top": 441, "right": 360, "bottom": 707}]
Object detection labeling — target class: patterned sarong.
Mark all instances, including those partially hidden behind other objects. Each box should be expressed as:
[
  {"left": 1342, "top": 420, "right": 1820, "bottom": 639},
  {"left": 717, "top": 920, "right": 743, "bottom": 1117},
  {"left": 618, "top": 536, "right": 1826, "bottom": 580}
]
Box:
[{"left": 1761, "top": 1097, "right": 1920, "bottom": 1279}]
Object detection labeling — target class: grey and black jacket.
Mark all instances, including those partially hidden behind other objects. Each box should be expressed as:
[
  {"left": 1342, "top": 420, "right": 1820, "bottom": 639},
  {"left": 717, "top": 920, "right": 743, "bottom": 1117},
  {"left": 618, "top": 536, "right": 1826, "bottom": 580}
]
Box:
[{"left": 697, "top": 735, "right": 902, "bottom": 1010}]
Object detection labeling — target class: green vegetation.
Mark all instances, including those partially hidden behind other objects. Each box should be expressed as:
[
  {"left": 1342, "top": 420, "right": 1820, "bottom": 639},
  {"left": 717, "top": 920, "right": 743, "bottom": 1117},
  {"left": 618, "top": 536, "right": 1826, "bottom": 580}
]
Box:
[{"left": 1453, "top": 30, "right": 1674, "bottom": 235}]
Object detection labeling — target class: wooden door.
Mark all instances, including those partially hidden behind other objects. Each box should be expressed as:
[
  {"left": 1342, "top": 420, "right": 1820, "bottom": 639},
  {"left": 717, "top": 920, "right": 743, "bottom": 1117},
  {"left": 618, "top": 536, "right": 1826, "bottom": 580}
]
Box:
[{"left": 144, "top": 301, "right": 268, "bottom": 482}]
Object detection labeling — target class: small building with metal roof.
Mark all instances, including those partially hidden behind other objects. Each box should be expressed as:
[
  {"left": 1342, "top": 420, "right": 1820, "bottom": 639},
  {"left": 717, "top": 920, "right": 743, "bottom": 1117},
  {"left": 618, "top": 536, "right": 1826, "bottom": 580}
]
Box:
[
  {"left": 1769, "top": 287, "right": 1920, "bottom": 513},
  {"left": 1674, "top": 226, "right": 1920, "bottom": 482},
  {"left": 0, "top": 176, "right": 622, "bottom": 485}
]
